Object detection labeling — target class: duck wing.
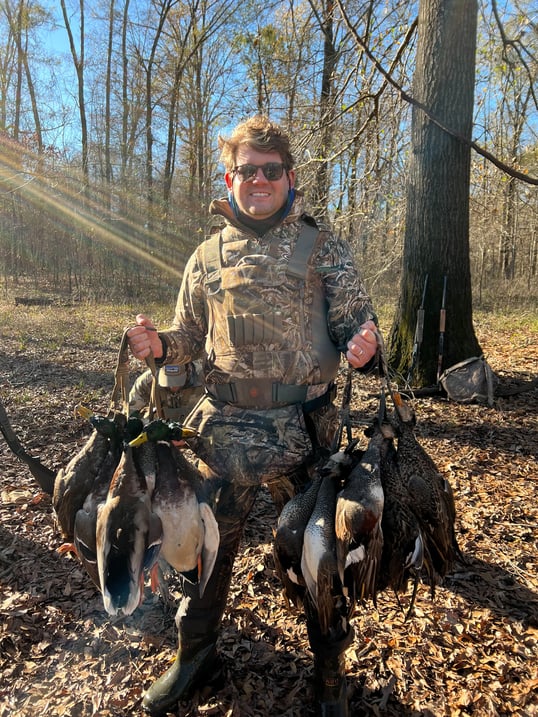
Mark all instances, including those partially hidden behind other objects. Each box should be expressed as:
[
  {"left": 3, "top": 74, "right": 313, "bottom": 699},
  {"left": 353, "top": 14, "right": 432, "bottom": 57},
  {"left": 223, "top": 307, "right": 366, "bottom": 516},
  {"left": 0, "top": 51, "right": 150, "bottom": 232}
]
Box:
[
  {"left": 198, "top": 501, "right": 220, "bottom": 597},
  {"left": 273, "top": 475, "right": 322, "bottom": 608},
  {"left": 335, "top": 429, "right": 385, "bottom": 606}
]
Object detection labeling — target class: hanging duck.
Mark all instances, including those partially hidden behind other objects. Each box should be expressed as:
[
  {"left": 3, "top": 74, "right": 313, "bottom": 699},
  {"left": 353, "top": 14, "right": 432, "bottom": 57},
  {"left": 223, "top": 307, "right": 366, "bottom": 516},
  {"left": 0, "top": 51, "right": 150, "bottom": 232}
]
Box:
[
  {"left": 301, "top": 469, "right": 347, "bottom": 638},
  {"left": 376, "top": 418, "right": 426, "bottom": 615},
  {"left": 58, "top": 409, "right": 147, "bottom": 587},
  {"left": 273, "top": 474, "right": 323, "bottom": 609},
  {"left": 390, "top": 391, "right": 459, "bottom": 583},
  {"left": 334, "top": 418, "right": 386, "bottom": 607},
  {"left": 53, "top": 408, "right": 127, "bottom": 539},
  {"left": 129, "top": 428, "right": 219, "bottom": 599},
  {"left": 57, "top": 443, "right": 121, "bottom": 589},
  {"left": 95, "top": 442, "right": 163, "bottom": 616}
]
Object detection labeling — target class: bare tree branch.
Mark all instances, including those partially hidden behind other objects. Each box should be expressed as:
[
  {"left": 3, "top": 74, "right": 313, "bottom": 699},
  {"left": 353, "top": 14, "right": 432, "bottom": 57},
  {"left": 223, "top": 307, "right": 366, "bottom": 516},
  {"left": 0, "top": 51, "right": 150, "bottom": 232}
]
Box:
[
  {"left": 336, "top": 0, "right": 538, "bottom": 186},
  {"left": 491, "top": 0, "right": 538, "bottom": 112}
]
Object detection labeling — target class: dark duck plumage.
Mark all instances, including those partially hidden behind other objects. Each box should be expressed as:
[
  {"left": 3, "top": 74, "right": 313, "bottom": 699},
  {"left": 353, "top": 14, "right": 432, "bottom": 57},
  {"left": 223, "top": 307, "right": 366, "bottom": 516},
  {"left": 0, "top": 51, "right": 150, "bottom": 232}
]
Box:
[
  {"left": 273, "top": 475, "right": 323, "bottom": 609},
  {"left": 129, "top": 418, "right": 198, "bottom": 445},
  {"left": 57, "top": 409, "right": 147, "bottom": 587},
  {"left": 390, "top": 391, "right": 459, "bottom": 582},
  {"left": 53, "top": 408, "right": 127, "bottom": 540},
  {"left": 335, "top": 423, "right": 385, "bottom": 607},
  {"left": 377, "top": 419, "right": 426, "bottom": 609},
  {"left": 59, "top": 444, "right": 122, "bottom": 589}
]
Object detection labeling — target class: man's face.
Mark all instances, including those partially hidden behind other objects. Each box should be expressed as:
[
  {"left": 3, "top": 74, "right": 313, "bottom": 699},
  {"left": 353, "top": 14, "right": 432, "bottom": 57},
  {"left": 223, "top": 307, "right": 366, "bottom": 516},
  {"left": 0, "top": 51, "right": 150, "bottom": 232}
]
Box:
[{"left": 225, "top": 146, "right": 295, "bottom": 220}]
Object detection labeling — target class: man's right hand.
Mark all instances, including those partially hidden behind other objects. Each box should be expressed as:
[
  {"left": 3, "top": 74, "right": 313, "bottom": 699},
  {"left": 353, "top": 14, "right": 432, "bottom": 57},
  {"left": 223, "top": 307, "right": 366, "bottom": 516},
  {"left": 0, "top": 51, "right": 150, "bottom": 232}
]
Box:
[{"left": 127, "top": 314, "right": 164, "bottom": 360}]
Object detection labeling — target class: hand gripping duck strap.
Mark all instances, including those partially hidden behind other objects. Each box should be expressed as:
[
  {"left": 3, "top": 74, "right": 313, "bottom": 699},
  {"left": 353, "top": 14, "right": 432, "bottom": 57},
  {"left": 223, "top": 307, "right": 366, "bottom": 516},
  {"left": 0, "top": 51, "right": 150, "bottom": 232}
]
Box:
[{"left": 109, "top": 329, "right": 164, "bottom": 419}]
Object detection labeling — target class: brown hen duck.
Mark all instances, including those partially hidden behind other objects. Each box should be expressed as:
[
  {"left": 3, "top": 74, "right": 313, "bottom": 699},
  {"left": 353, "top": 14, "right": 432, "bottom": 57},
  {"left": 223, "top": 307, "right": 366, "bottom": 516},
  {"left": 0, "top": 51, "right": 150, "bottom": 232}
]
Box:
[{"left": 390, "top": 391, "right": 459, "bottom": 582}]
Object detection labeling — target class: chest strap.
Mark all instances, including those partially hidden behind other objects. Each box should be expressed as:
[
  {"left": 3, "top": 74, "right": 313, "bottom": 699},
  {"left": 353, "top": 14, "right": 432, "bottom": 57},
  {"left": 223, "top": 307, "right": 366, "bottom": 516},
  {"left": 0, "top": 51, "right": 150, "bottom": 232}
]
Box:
[{"left": 201, "top": 217, "right": 320, "bottom": 293}]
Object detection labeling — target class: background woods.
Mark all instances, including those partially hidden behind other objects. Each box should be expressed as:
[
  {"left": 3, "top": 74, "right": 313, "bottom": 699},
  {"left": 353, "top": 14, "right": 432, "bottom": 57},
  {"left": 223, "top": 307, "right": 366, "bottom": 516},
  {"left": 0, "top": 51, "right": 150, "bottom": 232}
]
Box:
[{"left": 0, "top": 0, "right": 536, "bottom": 306}]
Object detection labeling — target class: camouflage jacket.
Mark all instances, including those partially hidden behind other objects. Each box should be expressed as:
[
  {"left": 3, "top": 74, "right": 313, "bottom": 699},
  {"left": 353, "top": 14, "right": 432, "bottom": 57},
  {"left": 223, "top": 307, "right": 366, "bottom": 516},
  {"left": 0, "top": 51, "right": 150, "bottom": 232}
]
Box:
[{"left": 159, "top": 192, "right": 376, "bottom": 393}]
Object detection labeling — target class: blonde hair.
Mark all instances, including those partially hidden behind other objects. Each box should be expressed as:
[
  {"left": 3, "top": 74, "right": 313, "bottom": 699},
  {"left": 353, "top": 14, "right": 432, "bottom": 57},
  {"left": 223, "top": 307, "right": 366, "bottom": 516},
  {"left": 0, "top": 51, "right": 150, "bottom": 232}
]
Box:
[{"left": 218, "top": 116, "right": 294, "bottom": 171}]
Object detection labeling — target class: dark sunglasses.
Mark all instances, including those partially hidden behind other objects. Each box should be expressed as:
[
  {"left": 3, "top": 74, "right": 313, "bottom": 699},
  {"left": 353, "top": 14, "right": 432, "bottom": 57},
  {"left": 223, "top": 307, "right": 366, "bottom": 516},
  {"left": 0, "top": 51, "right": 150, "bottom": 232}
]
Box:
[{"left": 232, "top": 162, "right": 286, "bottom": 182}]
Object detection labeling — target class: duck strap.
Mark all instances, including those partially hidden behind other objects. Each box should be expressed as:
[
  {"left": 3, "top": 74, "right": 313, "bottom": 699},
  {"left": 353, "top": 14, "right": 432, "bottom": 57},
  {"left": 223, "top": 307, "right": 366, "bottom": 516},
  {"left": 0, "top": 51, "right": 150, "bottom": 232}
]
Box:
[
  {"left": 331, "top": 329, "right": 390, "bottom": 453},
  {"left": 330, "top": 366, "right": 354, "bottom": 453},
  {"left": 374, "top": 329, "right": 398, "bottom": 420},
  {"left": 108, "top": 328, "right": 131, "bottom": 417},
  {"left": 146, "top": 353, "right": 165, "bottom": 419}
]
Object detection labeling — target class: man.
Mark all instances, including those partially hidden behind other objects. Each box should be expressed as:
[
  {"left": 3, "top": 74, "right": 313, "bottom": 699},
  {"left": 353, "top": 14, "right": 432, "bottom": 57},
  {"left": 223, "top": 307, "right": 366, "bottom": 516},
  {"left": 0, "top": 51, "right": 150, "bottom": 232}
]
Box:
[
  {"left": 129, "top": 361, "right": 203, "bottom": 422},
  {"left": 128, "top": 115, "right": 378, "bottom": 717}
]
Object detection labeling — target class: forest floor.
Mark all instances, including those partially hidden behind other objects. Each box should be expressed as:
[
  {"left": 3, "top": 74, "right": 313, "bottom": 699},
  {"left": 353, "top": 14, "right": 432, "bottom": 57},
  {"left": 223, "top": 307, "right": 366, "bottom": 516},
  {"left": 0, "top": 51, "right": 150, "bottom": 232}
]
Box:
[{"left": 0, "top": 302, "right": 537, "bottom": 717}]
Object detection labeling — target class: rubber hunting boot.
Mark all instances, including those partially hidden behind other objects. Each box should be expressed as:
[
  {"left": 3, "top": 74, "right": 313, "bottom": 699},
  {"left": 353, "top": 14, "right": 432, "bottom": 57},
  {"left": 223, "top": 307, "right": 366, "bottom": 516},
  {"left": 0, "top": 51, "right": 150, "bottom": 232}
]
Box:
[
  {"left": 313, "top": 651, "right": 349, "bottom": 717},
  {"left": 142, "top": 637, "right": 220, "bottom": 716}
]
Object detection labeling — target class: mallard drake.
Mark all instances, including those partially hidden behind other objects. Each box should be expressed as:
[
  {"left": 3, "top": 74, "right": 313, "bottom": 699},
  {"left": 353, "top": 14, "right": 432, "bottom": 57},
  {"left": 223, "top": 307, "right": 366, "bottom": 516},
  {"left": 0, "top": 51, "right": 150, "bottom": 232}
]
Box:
[
  {"left": 273, "top": 475, "right": 323, "bottom": 609},
  {"left": 149, "top": 442, "right": 219, "bottom": 598},
  {"left": 390, "top": 391, "right": 459, "bottom": 580},
  {"left": 301, "top": 471, "right": 347, "bottom": 637},
  {"left": 129, "top": 418, "right": 198, "bottom": 446},
  {"left": 95, "top": 442, "right": 163, "bottom": 616},
  {"left": 334, "top": 423, "right": 385, "bottom": 607},
  {"left": 57, "top": 444, "right": 122, "bottom": 589},
  {"left": 56, "top": 409, "right": 146, "bottom": 587}
]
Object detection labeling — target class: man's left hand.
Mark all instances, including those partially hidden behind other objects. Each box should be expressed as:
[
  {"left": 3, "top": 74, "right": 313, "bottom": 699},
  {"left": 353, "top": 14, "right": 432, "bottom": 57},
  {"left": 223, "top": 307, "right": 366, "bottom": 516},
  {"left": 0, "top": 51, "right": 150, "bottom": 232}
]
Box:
[{"left": 346, "top": 320, "right": 378, "bottom": 368}]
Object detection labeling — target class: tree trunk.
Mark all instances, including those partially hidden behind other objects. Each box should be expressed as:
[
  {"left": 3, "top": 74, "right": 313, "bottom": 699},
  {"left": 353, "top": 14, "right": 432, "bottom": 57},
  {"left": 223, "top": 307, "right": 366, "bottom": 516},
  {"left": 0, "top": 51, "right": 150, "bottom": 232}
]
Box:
[
  {"left": 105, "top": 0, "right": 115, "bottom": 195},
  {"left": 312, "top": 0, "right": 338, "bottom": 221},
  {"left": 61, "top": 0, "right": 88, "bottom": 184},
  {"left": 388, "top": 0, "right": 482, "bottom": 387}
]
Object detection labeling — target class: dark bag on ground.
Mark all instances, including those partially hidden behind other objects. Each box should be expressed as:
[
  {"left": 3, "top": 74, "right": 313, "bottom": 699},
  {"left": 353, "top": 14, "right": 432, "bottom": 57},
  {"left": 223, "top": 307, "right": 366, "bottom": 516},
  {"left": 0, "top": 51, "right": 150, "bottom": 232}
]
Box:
[{"left": 439, "top": 356, "right": 497, "bottom": 406}]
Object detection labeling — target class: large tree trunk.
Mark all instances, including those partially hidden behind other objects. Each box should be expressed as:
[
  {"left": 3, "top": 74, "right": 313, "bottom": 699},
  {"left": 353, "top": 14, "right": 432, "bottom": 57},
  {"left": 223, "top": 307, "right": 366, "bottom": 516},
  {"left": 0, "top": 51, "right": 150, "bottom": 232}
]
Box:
[{"left": 389, "top": 0, "right": 482, "bottom": 387}]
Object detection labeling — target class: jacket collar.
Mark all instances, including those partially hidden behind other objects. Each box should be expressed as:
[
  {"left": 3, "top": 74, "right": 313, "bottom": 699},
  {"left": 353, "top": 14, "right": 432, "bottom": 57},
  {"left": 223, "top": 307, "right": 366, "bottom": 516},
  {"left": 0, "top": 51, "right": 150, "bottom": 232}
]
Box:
[{"left": 209, "top": 190, "right": 305, "bottom": 232}]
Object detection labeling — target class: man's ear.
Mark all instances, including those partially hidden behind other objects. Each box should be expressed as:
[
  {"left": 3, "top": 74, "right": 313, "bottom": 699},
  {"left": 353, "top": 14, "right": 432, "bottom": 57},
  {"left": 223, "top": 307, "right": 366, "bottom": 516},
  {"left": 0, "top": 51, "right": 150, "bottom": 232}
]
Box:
[
  {"left": 224, "top": 172, "right": 233, "bottom": 190},
  {"left": 287, "top": 169, "right": 296, "bottom": 189}
]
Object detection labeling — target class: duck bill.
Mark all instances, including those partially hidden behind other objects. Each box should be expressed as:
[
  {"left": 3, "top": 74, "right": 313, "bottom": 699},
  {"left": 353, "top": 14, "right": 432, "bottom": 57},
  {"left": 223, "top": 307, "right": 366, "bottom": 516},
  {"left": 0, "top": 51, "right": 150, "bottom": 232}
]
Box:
[
  {"left": 129, "top": 432, "right": 149, "bottom": 447},
  {"left": 74, "top": 404, "right": 94, "bottom": 420},
  {"left": 96, "top": 495, "right": 153, "bottom": 616}
]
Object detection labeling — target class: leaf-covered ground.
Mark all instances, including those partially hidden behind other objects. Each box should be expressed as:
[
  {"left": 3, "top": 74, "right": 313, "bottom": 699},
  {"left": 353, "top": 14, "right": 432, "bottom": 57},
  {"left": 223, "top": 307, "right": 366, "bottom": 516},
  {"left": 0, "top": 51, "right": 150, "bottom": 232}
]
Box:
[{"left": 0, "top": 304, "right": 537, "bottom": 717}]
